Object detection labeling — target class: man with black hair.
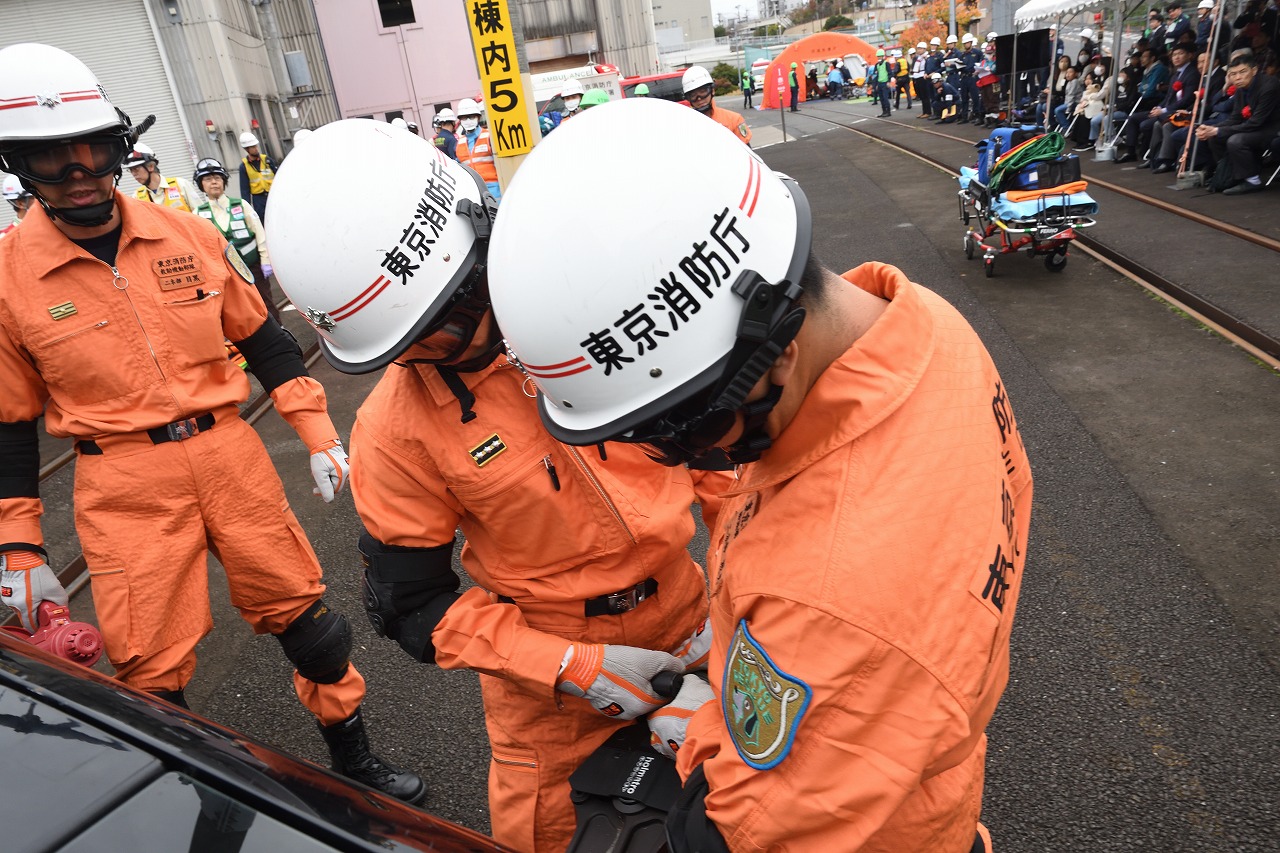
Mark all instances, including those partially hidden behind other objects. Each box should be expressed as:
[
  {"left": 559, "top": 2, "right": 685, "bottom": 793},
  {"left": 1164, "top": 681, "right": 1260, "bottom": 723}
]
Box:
[
  {"left": 1196, "top": 50, "right": 1280, "bottom": 193},
  {"left": 0, "top": 43, "right": 424, "bottom": 805}
]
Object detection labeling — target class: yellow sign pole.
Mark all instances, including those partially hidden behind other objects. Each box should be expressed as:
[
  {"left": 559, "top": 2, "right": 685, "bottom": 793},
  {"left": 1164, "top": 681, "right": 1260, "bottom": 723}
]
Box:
[{"left": 464, "top": 0, "right": 542, "bottom": 190}]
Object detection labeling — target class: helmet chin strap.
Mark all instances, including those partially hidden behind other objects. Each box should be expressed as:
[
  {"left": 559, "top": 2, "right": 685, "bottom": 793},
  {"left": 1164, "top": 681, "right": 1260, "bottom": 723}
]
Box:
[{"left": 723, "top": 383, "right": 784, "bottom": 464}]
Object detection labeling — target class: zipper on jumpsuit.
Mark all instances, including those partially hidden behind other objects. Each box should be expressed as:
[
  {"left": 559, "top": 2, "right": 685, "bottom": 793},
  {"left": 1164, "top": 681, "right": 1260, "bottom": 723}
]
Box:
[
  {"left": 99, "top": 259, "right": 184, "bottom": 413},
  {"left": 566, "top": 446, "right": 636, "bottom": 545}
]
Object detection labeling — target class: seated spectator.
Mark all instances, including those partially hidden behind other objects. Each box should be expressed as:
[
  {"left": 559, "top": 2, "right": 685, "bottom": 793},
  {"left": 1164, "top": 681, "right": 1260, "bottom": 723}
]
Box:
[
  {"left": 1196, "top": 50, "right": 1280, "bottom": 193},
  {"left": 1232, "top": 0, "right": 1279, "bottom": 56},
  {"left": 1070, "top": 68, "right": 1109, "bottom": 148},
  {"left": 1147, "top": 50, "right": 1215, "bottom": 170},
  {"left": 1088, "top": 70, "right": 1139, "bottom": 148},
  {"left": 1116, "top": 47, "right": 1186, "bottom": 161},
  {"left": 1054, "top": 65, "right": 1084, "bottom": 131},
  {"left": 1162, "top": 65, "right": 1234, "bottom": 172}
]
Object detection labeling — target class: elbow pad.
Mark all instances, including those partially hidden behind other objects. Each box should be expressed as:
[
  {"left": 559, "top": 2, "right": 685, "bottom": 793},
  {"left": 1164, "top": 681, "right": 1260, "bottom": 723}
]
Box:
[
  {"left": 0, "top": 420, "right": 40, "bottom": 499},
  {"left": 666, "top": 764, "right": 732, "bottom": 853},
  {"left": 234, "top": 316, "right": 308, "bottom": 394},
  {"left": 358, "top": 532, "right": 461, "bottom": 663}
]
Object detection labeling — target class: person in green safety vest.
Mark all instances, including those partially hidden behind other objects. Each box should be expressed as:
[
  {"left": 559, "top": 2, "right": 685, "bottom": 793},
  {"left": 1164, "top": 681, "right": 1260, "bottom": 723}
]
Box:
[
  {"left": 193, "top": 157, "right": 278, "bottom": 321},
  {"left": 742, "top": 66, "right": 755, "bottom": 109},
  {"left": 788, "top": 61, "right": 801, "bottom": 112}
]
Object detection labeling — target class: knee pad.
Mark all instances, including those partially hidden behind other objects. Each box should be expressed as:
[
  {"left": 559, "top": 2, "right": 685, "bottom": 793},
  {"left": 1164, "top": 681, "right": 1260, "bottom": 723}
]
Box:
[{"left": 277, "top": 599, "right": 352, "bottom": 684}]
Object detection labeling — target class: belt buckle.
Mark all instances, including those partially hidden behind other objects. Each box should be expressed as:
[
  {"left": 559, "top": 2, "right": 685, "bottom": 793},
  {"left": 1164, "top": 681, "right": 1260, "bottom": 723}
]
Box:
[
  {"left": 166, "top": 418, "right": 200, "bottom": 441},
  {"left": 605, "top": 586, "right": 642, "bottom": 614}
]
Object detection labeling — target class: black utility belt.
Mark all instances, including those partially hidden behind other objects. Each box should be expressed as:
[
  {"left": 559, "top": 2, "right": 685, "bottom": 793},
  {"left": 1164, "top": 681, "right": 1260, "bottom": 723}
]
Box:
[
  {"left": 500, "top": 577, "right": 659, "bottom": 617},
  {"left": 76, "top": 412, "right": 216, "bottom": 455}
]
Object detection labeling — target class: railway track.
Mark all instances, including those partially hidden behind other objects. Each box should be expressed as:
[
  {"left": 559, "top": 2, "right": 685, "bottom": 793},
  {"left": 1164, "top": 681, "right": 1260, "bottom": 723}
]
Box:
[
  {"left": 13, "top": 305, "right": 321, "bottom": 621},
  {"left": 797, "top": 104, "right": 1280, "bottom": 370}
]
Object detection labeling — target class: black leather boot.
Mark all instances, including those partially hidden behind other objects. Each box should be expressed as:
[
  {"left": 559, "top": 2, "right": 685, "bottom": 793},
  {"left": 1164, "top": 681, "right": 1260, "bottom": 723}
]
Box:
[
  {"left": 319, "top": 708, "right": 426, "bottom": 805},
  {"left": 150, "top": 689, "right": 189, "bottom": 709}
]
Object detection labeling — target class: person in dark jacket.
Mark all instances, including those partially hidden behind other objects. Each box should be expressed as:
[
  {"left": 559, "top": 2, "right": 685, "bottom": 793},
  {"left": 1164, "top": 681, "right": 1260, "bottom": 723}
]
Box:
[{"left": 1196, "top": 51, "right": 1280, "bottom": 192}]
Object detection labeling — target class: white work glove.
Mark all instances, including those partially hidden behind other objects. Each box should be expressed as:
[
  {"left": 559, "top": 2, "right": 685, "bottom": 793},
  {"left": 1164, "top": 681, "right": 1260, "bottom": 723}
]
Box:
[
  {"left": 672, "top": 619, "right": 712, "bottom": 672},
  {"left": 1, "top": 551, "right": 69, "bottom": 634},
  {"left": 648, "top": 674, "right": 715, "bottom": 760},
  {"left": 260, "top": 262, "right": 273, "bottom": 279},
  {"left": 557, "top": 642, "right": 683, "bottom": 720},
  {"left": 309, "top": 441, "right": 350, "bottom": 503}
]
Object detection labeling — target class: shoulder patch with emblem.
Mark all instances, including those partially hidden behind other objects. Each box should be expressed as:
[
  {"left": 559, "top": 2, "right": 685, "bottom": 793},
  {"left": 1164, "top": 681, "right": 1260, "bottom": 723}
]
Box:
[
  {"left": 223, "top": 242, "right": 254, "bottom": 284},
  {"left": 722, "top": 619, "right": 811, "bottom": 770},
  {"left": 737, "top": 123, "right": 750, "bottom": 139}
]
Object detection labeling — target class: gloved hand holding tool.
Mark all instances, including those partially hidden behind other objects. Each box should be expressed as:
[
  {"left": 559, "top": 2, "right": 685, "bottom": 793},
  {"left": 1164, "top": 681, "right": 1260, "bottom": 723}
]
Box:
[
  {"left": 1, "top": 550, "right": 68, "bottom": 633},
  {"left": 310, "top": 440, "right": 350, "bottom": 502},
  {"left": 647, "top": 674, "right": 715, "bottom": 759},
  {"left": 557, "top": 643, "right": 684, "bottom": 720}
]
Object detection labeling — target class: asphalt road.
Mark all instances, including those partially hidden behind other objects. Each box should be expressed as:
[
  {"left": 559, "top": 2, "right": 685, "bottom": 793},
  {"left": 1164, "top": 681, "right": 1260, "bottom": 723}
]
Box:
[{"left": 55, "top": 102, "right": 1280, "bottom": 851}]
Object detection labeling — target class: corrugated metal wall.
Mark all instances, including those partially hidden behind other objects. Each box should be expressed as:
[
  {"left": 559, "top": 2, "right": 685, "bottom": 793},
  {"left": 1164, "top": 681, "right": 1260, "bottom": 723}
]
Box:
[{"left": 0, "top": 0, "right": 193, "bottom": 229}]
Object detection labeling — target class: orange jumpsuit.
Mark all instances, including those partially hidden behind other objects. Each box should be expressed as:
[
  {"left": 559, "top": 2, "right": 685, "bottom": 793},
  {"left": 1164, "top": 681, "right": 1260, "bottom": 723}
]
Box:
[
  {"left": 351, "top": 355, "right": 722, "bottom": 853},
  {"left": 677, "top": 263, "right": 1033, "bottom": 852},
  {"left": 0, "top": 193, "right": 363, "bottom": 724},
  {"left": 709, "top": 103, "right": 753, "bottom": 145}
]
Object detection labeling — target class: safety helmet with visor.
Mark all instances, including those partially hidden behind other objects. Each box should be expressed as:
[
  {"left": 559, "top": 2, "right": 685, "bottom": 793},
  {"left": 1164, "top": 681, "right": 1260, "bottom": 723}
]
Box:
[
  {"left": 121, "top": 141, "right": 157, "bottom": 169},
  {"left": 489, "top": 99, "right": 812, "bottom": 465},
  {"left": 192, "top": 157, "right": 230, "bottom": 191},
  {"left": 265, "top": 119, "right": 499, "bottom": 374},
  {"left": 681, "top": 65, "right": 716, "bottom": 112},
  {"left": 0, "top": 43, "right": 152, "bottom": 227}
]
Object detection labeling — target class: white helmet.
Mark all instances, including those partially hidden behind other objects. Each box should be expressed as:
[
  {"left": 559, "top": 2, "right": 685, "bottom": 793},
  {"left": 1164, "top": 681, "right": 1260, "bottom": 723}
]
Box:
[
  {"left": 561, "top": 79, "right": 585, "bottom": 98},
  {"left": 390, "top": 117, "right": 408, "bottom": 129},
  {"left": 908, "top": 47, "right": 917, "bottom": 54},
  {"left": 239, "top": 131, "right": 259, "bottom": 148},
  {"left": 988, "top": 31, "right": 999, "bottom": 40},
  {"left": 1080, "top": 27, "right": 1095, "bottom": 39},
  {"left": 681, "top": 65, "right": 714, "bottom": 94},
  {"left": 457, "top": 98, "right": 483, "bottom": 118},
  {"left": 946, "top": 34, "right": 958, "bottom": 44},
  {"left": 2, "top": 173, "right": 31, "bottom": 200},
  {"left": 436, "top": 107, "right": 457, "bottom": 123},
  {"left": 917, "top": 41, "right": 928, "bottom": 49},
  {"left": 265, "top": 119, "right": 496, "bottom": 374},
  {"left": 930, "top": 36, "right": 943, "bottom": 46},
  {"left": 292, "top": 127, "right": 313, "bottom": 145},
  {"left": 121, "top": 141, "right": 157, "bottom": 169},
  {"left": 962, "top": 32, "right": 976, "bottom": 43},
  {"left": 489, "top": 99, "right": 812, "bottom": 460},
  {"left": 0, "top": 44, "right": 127, "bottom": 146}
]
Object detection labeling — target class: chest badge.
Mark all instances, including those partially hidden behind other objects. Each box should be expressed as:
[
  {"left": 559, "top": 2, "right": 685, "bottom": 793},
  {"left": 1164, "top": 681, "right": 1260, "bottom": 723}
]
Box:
[
  {"left": 48, "top": 301, "right": 77, "bottom": 320},
  {"left": 722, "top": 620, "right": 811, "bottom": 770},
  {"left": 469, "top": 434, "right": 506, "bottom": 467}
]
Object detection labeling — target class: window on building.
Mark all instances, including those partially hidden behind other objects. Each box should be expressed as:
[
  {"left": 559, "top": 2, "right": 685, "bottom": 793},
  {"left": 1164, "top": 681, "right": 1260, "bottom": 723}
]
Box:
[
  {"left": 385, "top": 110, "right": 405, "bottom": 123},
  {"left": 378, "top": 0, "right": 415, "bottom": 28}
]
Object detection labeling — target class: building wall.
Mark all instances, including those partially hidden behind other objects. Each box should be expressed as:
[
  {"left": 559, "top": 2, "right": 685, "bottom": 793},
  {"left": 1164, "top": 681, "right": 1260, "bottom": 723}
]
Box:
[
  {"left": 312, "top": 0, "right": 480, "bottom": 124},
  {"left": 653, "top": 0, "right": 714, "bottom": 44}
]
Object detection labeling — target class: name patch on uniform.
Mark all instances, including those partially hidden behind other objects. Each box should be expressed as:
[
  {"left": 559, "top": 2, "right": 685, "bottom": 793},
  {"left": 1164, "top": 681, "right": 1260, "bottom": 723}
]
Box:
[
  {"left": 722, "top": 620, "right": 811, "bottom": 770},
  {"left": 48, "top": 301, "right": 77, "bottom": 320},
  {"left": 469, "top": 434, "right": 506, "bottom": 467},
  {"left": 222, "top": 242, "right": 255, "bottom": 284},
  {"left": 153, "top": 254, "right": 202, "bottom": 278}
]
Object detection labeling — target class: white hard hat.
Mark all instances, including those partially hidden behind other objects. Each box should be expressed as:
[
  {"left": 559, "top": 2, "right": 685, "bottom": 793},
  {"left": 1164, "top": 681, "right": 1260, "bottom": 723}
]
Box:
[
  {"left": 681, "top": 65, "right": 714, "bottom": 94},
  {"left": 561, "top": 79, "right": 585, "bottom": 98},
  {"left": 390, "top": 117, "right": 408, "bottom": 129},
  {"left": 1080, "top": 27, "right": 1095, "bottom": 39},
  {"left": 917, "top": 41, "right": 928, "bottom": 49},
  {"left": 239, "top": 131, "right": 260, "bottom": 148},
  {"left": 908, "top": 47, "right": 917, "bottom": 54},
  {"left": 266, "top": 119, "right": 494, "bottom": 374},
  {"left": 930, "top": 36, "right": 943, "bottom": 46},
  {"left": 292, "top": 128, "right": 313, "bottom": 145},
  {"left": 2, "top": 173, "right": 31, "bottom": 200},
  {"left": 1196, "top": 0, "right": 1213, "bottom": 8},
  {"left": 0, "top": 43, "right": 127, "bottom": 147},
  {"left": 121, "top": 141, "right": 156, "bottom": 169},
  {"left": 988, "top": 31, "right": 999, "bottom": 39},
  {"left": 962, "top": 32, "right": 976, "bottom": 42},
  {"left": 436, "top": 107, "right": 457, "bottom": 123},
  {"left": 946, "top": 34, "right": 958, "bottom": 43},
  {"left": 489, "top": 99, "right": 812, "bottom": 450},
  {"left": 457, "top": 97, "right": 482, "bottom": 118},
  {"left": 930, "top": 72, "right": 943, "bottom": 81}
]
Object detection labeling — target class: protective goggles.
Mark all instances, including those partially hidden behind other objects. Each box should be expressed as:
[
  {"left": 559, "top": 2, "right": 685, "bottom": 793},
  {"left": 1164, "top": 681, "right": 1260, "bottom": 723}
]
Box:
[
  {"left": 686, "top": 84, "right": 714, "bottom": 102},
  {"left": 4, "top": 134, "right": 129, "bottom": 184}
]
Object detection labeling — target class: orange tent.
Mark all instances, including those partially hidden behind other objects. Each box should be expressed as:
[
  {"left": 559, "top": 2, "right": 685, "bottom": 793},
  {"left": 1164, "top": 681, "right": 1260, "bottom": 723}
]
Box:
[{"left": 761, "top": 32, "right": 879, "bottom": 111}]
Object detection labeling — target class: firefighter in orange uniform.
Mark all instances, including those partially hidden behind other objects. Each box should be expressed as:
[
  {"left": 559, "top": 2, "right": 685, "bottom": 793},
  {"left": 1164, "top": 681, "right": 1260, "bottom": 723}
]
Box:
[
  {"left": 682, "top": 65, "right": 752, "bottom": 146},
  {"left": 489, "top": 98, "right": 1033, "bottom": 853},
  {"left": 264, "top": 118, "right": 725, "bottom": 853},
  {"left": 0, "top": 43, "right": 424, "bottom": 805}
]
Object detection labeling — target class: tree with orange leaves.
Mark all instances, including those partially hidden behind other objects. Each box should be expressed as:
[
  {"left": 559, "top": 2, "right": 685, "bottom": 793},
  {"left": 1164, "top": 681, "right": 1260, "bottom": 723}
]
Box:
[{"left": 898, "top": 0, "right": 982, "bottom": 52}]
